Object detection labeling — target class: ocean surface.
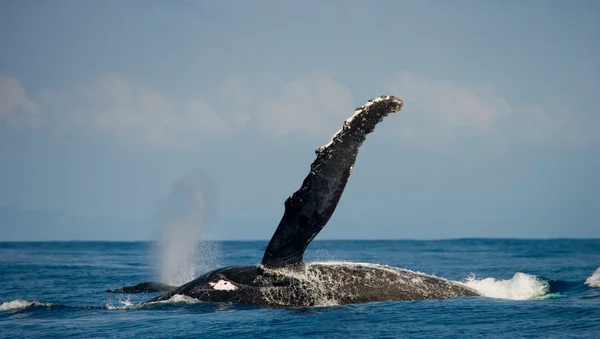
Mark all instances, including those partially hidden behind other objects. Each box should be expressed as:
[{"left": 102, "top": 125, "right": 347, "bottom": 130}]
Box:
[{"left": 1, "top": 239, "right": 599, "bottom": 338}]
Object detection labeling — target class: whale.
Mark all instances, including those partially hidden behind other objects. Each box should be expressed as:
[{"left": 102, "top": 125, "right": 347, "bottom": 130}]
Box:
[
  {"left": 108, "top": 95, "right": 480, "bottom": 306},
  {"left": 106, "top": 282, "right": 175, "bottom": 294}
]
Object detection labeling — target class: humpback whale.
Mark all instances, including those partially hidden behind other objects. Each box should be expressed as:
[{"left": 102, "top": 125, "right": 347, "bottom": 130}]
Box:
[{"left": 109, "top": 95, "right": 480, "bottom": 306}]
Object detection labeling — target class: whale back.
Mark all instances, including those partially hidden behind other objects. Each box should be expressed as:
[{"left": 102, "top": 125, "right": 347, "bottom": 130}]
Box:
[{"left": 261, "top": 96, "right": 404, "bottom": 268}]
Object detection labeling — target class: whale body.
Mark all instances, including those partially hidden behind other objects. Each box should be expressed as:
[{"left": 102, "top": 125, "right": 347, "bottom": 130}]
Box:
[
  {"left": 146, "top": 263, "right": 478, "bottom": 307},
  {"left": 109, "top": 95, "right": 480, "bottom": 306}
]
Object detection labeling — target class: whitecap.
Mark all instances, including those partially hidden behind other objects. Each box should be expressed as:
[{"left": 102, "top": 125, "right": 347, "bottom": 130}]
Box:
[{"left": 0, "top": 299, "right": 52, "bottom": 311}]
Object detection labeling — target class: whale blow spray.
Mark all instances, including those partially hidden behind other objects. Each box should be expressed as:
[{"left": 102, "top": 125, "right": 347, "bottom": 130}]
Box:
[{"left": 154, "top": 172, "right": 219, "bottom": 285}]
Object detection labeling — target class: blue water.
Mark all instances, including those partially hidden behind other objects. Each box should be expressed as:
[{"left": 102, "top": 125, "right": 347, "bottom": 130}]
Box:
[{"left": 1, "top": 240, "right": 599, "bottom": 338}]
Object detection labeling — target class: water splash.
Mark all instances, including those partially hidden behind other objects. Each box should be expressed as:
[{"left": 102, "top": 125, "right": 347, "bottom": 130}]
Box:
[
  {"left": 585, "top": 267, "right": 600, "bottom": 288},
  {"left": 462, "top": 272, "right": 551, "bottom": 300},
  {"left": 0, "top": 300, "right": 53, "bottom": 311},
  {"left": 106, "top": 296, "right": 136, "bottom": 310},
  {"left": 154, "top": 172, "right": 220, "bottom": 286},
  {"left": 106, "top": 294, "right": 203, "bottom": 310}
]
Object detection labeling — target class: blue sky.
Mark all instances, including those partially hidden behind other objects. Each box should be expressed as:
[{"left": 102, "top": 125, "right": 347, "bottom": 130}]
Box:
[{"left": 0, "top": 0, "right": 598, "bottom": 241}]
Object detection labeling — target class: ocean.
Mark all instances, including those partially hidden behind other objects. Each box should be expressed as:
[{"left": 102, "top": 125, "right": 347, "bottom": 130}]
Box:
[{"left": 1, "top": 239, "right": 599, "bottom": 338}]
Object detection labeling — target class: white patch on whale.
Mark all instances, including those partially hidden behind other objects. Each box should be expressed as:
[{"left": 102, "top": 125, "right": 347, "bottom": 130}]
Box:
[{"left": 209, "top": 279, "right": 238, "bottom": 291}]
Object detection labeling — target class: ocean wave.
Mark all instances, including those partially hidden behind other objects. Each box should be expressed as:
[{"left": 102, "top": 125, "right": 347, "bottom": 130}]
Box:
[
  {"left": 0, "top": 299, "right": 53, "bottom": 311},
  {"left": 462, "top": 272, "right": 553, "bottom": 300},
  {"left": 585, "top": 267, "right": 600, "bottom": 288},
  {"left": 0, "top": 294, "right": 203, "bottom": 312}
]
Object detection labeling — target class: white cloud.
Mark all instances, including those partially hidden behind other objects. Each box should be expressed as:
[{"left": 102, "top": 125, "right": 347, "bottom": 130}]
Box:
[
  {"left": 66, "top": 74, "right": 228, "bottom": 147},
  {"left": 21, "top": 70, "right": 598, "bottom": 149},
  {"left": 258, "top": 71, "right": 354, "bottom": 138},
  {"left": 388, "top": 71, "right": 599, "bottom": 148},
  {"left": 46, "top": 72, "right": 353, "bottom": 147},
  {"left": 217, "top": 71, "right": 354, "bottom": 139},
  {"left": 0, "top": 77, "right": 41, "bottom": 128},
  {"left": 388, "top": 71, "right": 511, "bottom": 148}
]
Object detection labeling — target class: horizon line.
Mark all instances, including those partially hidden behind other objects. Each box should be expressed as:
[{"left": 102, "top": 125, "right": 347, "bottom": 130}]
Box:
[{"left": 1, "top": 237, "right": 599, "bottom": 243}]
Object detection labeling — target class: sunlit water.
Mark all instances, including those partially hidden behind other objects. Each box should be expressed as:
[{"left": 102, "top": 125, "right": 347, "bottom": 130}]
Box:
[{"left": 1, "top": 240, "right": 599, "bottom": 338}]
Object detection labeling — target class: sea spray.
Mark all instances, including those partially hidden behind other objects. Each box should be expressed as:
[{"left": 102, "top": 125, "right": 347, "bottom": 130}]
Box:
[
  {"left": 154, "top": 172, "right": 220, "bottom": 286},
  {"left": 105, "top": 296, "right": 134, "bottom": 310},
  {"left": 462, "top": 272, "right": 550, "bottom": 300},
  {"left": 585, "top": 267, "right": 600, "bottom": 288},
  {"left": 0, "top": 300, "right": 53, "bottom": 311}
]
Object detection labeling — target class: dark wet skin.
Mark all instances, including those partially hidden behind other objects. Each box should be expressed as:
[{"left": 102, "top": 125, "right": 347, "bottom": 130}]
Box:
[
  {"left": 105, "top": 282, "right": 176, "bottom": 293},
  {"left": 143, "top": 264, "right": 479, "bottom": 307}
]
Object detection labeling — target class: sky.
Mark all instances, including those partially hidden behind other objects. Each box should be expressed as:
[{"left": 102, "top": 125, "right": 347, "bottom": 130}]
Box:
[{"left": 0, "top": 0, "right": 599, "bottom": 241}]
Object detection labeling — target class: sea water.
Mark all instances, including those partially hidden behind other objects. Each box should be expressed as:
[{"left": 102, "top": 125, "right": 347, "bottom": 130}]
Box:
[{"left": 1, "top": 239, "right": 599, "bottom": 338}]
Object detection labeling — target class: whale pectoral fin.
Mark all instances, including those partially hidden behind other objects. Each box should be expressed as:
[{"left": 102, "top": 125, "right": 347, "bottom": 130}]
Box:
[
  {"left": 261, "top": 96, "right": 404, "bottom": 268},
  {"left": 105, "top": 282, "right": 176, "bottom": 293}
]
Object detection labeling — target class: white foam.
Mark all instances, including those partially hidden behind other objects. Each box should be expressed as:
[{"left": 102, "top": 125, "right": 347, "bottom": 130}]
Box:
[
  {"left": 462, "top": 272, "right": 550, "bottom": 300},
  {"left": 585, "top": 267, "right": 600, "bottom": 288},
  {"left": 107, "top": 294, "right": 201, "bottom": 310},
  {"left": 0, "top": 299, "right": 52, "bottom": 311},
  {"left": 106, "top": 296, "right": 138, "bottom": 310}
]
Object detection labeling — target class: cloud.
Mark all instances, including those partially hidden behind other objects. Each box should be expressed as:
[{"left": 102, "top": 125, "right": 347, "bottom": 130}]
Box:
[
  {"left": 218, "top": 71, "right": 354, "bottom": 138},
  {"left": 62, "top": 74, "right": 229, "bottom": 147},
  {"left": 257, "top": 71, "right": 354, "bottom": 138},
  {"left": 388, "top": 71, "right": 599, "bottom": 148},
  {"left": 0, "top": 77, "right": 41, "bottom": 128},
  {"left": 388, "top": 71, "right": 511, "bottom": 149},
  {"left": 43, "top": 71, "right": 353, "bottom": 147},
  {"left": 23, "top": 70, "right": 599, "bottom": 149}
]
